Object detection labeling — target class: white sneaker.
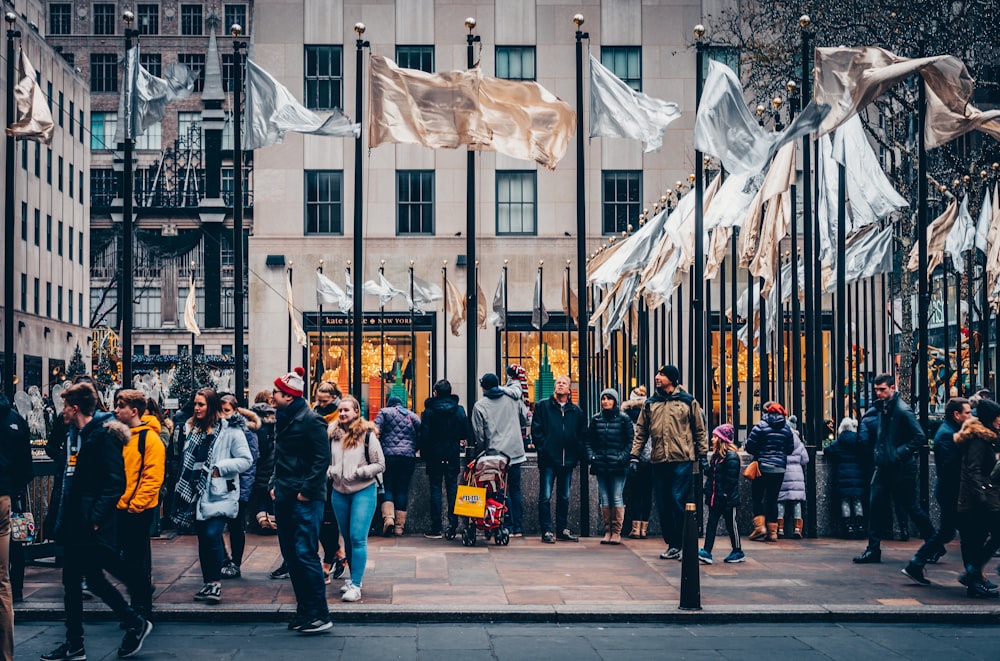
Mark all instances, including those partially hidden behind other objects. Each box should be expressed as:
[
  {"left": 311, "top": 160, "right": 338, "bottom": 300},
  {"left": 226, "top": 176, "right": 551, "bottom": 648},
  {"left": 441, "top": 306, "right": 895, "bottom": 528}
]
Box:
[
  {"left": 341, "top": 585, "right": 362, "bottom": 602},
  {"left": 339, "top": 580, "right": 355, "bottom": 593}
]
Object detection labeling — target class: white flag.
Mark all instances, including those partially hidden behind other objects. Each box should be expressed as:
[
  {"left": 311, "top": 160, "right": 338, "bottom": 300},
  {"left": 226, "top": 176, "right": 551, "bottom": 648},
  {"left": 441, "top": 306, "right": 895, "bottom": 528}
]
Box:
[
  {"left": 364, "top": 273, "right": 405, "bottom": 307},
  {"left": 116, "top": 46, "right": 194, "bottom": 142},
  {"left": 183, "top": 273, "right": 200, "bottom": 336},
  {"left": 409, "top": 274, "right": 443, "bottom": 312},
  {"left": 975, "top": 187, "right": 993, "bottom": 254},
  {"left": 589, "top": 55, "right": 680, "bottom": 153},
  {"left": 488, "top": 270, "right": 507, "bottom": 329},
  {"left": 286, "top": 271, "right": 308, "bottom": 348},
  {"left": 445, "top": 276, "right": 466, "bottom": 336},
  {"left": 5, "top": 49, "right": 54, "bottom": 144},
  {"left": 945, "top": 194, "right": 976, "bottom": 270},
  {"left": 244, "top": 58, "right": 360, "bottom": 150},
  {"left": 316, "top": 271, "right": 351, "bottom": 312},
  {"left": 532, "top": 269, "right": 549, "bottom": 330}
]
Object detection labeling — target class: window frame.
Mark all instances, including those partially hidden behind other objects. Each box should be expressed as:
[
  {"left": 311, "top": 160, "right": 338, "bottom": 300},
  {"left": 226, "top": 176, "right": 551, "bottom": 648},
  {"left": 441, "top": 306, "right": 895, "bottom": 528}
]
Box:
[
  {"left": 90, "top": 53, "right": 119, "bottom": 93},
  {"left": 177, "top": 53, "right": 206, "bottom": 93},
  {"left": 304, "top": 45, "right": 343, "bottom": 111},
  {"left": 93, "top": 3, "right": 116, "bottom": 35},
  {"left": 396, "top": 170, "right": 435, "bottom": 236},
  {"left": 495, "top": 45, "right": 536, "bottom": 81},
  {"left": 395, "top": 45, "right": 435, "bottom": 73},
  {"left": 304, "top": 170, "right": 344, "bottom": 235},
  {"left": 136, "top": 4, "right": 159, "bottom": 35},
  {"left": 90, "top": 111, "right": 118, "bottom": 150},
  {"left": 180, "top": 4, "right": 203, "bottom": 36},
  {"left": 495, "top": 170, "right": 538, "bottom": 236},
  {"left": 49, "top": 3, "right": 72, "bottom": 35},
  {"left": 601, "top": 170, "right": 642, "bottom": 235},
  {"left": 600, "top": 46, "right": 642, "bottom": 92}
]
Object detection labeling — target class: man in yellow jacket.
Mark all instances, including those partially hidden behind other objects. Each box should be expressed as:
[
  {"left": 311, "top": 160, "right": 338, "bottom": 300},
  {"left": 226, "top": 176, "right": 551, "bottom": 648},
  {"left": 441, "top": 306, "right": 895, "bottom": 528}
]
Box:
[{"left": 113, "top": 389, "right": 166, "bottom": 620}]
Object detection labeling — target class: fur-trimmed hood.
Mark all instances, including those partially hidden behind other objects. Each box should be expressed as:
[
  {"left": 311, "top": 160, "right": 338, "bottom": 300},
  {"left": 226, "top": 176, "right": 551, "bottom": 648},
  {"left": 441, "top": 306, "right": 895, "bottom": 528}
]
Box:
[
  {"left": 954, "top": 418, "right": 997, "bottom": 446},
  {"left": 83, "top": 411, "right": 130, "bottom": 449},
  {"left": 238, "top": 407, "right": 261, "bottom": 431}
]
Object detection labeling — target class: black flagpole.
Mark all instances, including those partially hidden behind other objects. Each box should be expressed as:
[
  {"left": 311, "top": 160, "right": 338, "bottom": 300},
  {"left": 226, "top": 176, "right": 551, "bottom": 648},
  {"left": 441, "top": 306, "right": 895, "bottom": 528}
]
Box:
[
  {"left": 3, "top": 13, "right": 20, "bottom": 396},
  {"left": 693, "top": 25, "right": 707, "bottom": 419},
  {"left": 121, "top": 11, "right": 139, "bottom": 387},
  {"left": 574, "top": 14, "right": 591, "bottom": 536},
  {"left": 442, "top": 261, "right": 448, "bottom": 380},
  {"left": 231, "top": 23, "right": 247, "bottom": 401},
  {"left": 465, "top": 18, "right": 480, "bottom": 411},
  {"left": 353, "top": 23, "right": 369, "bottom": 401}
]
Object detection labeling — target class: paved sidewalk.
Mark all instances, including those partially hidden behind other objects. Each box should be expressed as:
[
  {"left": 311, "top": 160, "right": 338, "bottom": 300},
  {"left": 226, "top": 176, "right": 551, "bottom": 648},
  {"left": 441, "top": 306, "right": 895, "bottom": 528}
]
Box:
[{"left": 14, "top": 532, "right": 1000, "bottom": 623}]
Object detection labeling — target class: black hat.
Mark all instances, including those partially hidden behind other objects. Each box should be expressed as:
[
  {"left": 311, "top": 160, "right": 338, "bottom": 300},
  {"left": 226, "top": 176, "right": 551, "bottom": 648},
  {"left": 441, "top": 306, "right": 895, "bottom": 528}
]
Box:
[
  {"left": 657, "top": 364, "right": 681, "bottom": 385},
  {"left": 479, "top": 373, "right": 500, "bottom": 390}
]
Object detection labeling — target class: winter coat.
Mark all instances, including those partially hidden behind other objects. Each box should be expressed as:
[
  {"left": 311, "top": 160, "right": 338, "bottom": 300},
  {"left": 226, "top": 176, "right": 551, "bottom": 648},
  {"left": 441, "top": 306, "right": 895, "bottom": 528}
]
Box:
[
  {"left": 117, "top": 419, "right": 166, "bottom": 513},
  {"left": 585, "top": 408, "right": 634, "bottom": 476},
  {"left": 418, "top": 394, "right": 469, "bottom": 468},
  {"left": 532, "top": 396, "right": 586, "bottom": 468},
  {"left": 472, "top": 383, "right": 528, "bottom": 464},
  {"left": 932, "top": 418, "right": 962, "bottom": 504},
  {"left": 630, "top": 385, "right": 708, "bottom": 464},
  {"left": 270, "top": 397, "right": 331, "bottom": 504},
  {"left": 621, "top": 397, "right": 651, "bottom": 462},
  {"left": 745, "top": 413, "right": 794, "bottom": 472},
  {"left": 955, "top": 418, "right": 1000, "bottom": 513},
  {"left": 227, "top": 409, "right": 261, "bottom": 502},
  {"left": 327, "top": 423, "right": 386, "bottom": 495},
  {"left": 704, "top": 450, "right": 741, "bottom": 508},
  {"left": 824, "top": 430, "right": 870, "bottom": 499},
  {"left": 778, "top": 431, "right": 810, "bottom": 501},
  {"left": 873, "top": 392, "right": 925, "bottom": 469},
  {"left": 54, "top": 412, "right": 128, "bottom": 550},
  {"left": 314, "top": 401, "right": 339, "bottom": 425},
  {"left": 0, "top": 393, "right": 33, "bottom": 498},
  {"left": 189, "top": 417, "right": 253, "bottom": 521},
  {"left": 375, "top": 405, "right": 421, "bottom": 457},
  {"left": 250, "top": 402, "right": 277, "bottom": 491}
]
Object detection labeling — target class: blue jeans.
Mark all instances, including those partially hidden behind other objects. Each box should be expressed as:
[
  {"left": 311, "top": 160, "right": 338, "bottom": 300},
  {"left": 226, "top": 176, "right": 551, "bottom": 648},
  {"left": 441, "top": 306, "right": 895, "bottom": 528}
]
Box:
[
  {"left": 427, "top": 461, "right": 460, "bottom": 533},
  {"left": 506, "top": 463, "right": 523, "bottom": 533},
  {"left": 596, "top": 474, "right": 627, "bottom": 508},
  {"left": 538, "top": 464, "right": 574, "bottom": 534},
  {"left": 330, "top": 484, "right": 377, "bottom": 587},
  {"left": 275, "top": 498, "right": 328, "bottom": 619},
  {"left": 652, "top": 461, "right": 694, "bottom": 548},
  {"left": 383, "top": 455, "right": 416, "bottom": 511},
  {"left": 195, "top": 516, "right": 227, "bottom": 583}
]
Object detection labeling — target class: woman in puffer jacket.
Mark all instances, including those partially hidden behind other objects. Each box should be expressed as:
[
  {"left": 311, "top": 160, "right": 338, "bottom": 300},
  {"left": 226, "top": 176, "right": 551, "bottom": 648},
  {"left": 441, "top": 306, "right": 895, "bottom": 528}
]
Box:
[
  {"left": 955, "top": 399, "right": 1000, "bottom": 598},
  {"left": 777, "top": 419, "right": 809, "bottom": 539},
  {"left": 744, "top": 401, "right": 794, "bottom": 542},
  {"left": 219, "top": 395, "right": 260, "bottom": 579},
  {"left": 584, "top": 388, "right": 634, "bottom": 545},
  {"left": 374, "top": 396, "right": 421, "bottom": 536}
]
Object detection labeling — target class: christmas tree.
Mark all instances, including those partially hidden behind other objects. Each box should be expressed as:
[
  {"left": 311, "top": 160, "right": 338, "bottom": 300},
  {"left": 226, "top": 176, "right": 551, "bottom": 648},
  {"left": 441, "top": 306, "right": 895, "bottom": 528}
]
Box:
[
  {"left": 168, "top": 358, "right": 214, "bottom": 406},
  {"left": 66, "top": 344, "right": 88, "bottom": 380}
]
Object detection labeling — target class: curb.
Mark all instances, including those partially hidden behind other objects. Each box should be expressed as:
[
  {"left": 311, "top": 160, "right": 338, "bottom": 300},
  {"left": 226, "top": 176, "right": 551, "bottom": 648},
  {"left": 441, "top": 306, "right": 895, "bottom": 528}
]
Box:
[{"left": 16, "top": 603, "right": 1000, "bottom": 625}]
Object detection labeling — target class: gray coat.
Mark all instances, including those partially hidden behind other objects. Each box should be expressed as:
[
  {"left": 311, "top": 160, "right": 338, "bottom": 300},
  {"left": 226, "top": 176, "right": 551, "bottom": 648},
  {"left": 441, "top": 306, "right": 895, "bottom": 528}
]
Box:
[
  {"left": 778, "top": 431, "right": 810, "bottom": 502},
  {"left": 471, "top": 383, "right": 528, "bottom": 464}
]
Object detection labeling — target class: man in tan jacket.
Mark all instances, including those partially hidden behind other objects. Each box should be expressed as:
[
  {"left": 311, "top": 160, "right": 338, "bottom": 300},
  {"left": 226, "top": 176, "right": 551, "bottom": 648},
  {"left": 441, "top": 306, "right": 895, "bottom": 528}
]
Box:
[{"left": 630, "top": 365, "right": 708, "bottom": 561}]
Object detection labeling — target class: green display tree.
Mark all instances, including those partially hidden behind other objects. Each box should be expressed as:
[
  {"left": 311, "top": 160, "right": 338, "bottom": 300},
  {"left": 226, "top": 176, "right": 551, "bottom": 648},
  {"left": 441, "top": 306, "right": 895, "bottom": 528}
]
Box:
[
  {"left": 66, "top": 344, "right": 88, "bottom": 381},
  {"left": 534, "top": 344, "right": 555, "bottom": 402},
  {"left": 168, "top": 358, "right": 214, "bottom": 406}
]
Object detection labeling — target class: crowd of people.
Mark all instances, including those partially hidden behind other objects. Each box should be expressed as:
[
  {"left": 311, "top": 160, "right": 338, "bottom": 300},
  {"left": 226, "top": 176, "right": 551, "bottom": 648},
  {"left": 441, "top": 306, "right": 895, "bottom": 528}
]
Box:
[{"left": 5, "top": 363, "right": 1000, "bottom": 660}]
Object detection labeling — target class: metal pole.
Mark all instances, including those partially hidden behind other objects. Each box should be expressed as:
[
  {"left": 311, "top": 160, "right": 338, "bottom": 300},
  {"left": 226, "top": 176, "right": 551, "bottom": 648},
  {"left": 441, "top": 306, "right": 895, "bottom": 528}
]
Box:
[
  {"left": 731, "top": 231, "right": 739, "bottom": 429},
  {"left": 574, "top": 14, "right": 591, "bottom": 537},
  {"left": 318, "top": 262, "right": 324, "bottom": 389},
  {"left": 442, "top": 262, "right": 448, "bottom": 380},
  {"left": 3, "top": 14, "right": 20, "bottom": 396},
  {"left": 231, "top": 25, "right": 246, "bottom": 401},
  {"left": 720, "top": 237, "right": 728, "bottom": 421},
  {"left": 693, "top": 26, "right": 707, "bottom": 419},
  {"left": 836, "top": 162, "right": 847, "bottom": 423},
  {"left": 503, "top": 262, "right": 509, "bottom": 366},
  {"left": 286, "top": 266, "right": 293, "bottom": 371},
  {"left": 121, "top": 13, "right": 139, "bottom": 388},
  {"left": 409, "top": 262, "right": 416, "bottom": 408},
  {"left": 943, "top": 266, "right": 950, "bottom": 402},
  {"left": 566, "top": 261, "right": 572, "bottom": 382},
  {"left": 916, "top": 72, "right": 930, "bottom": 512},
  {"left": 379, "top": 260, "right": 385, "bottom": 398},
  {"left": 353, "top": 24, "right": 369, "bottom": 401},
  {"left": 465, "top": 18, "right": 480, "bottom": 411}
]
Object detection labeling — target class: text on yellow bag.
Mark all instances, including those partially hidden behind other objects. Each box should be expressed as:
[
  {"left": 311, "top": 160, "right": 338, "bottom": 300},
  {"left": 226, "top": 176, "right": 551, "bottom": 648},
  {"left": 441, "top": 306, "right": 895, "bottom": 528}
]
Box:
[{"left": 454, "top": 485, "right": 488, "bottom": 518}]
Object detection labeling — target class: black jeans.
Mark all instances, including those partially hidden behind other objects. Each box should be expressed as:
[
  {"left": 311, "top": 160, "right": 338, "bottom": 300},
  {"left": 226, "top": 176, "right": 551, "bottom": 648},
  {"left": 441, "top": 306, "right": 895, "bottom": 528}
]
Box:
[
  {"left": 703, "top": 503, "right": 741, "bottom": 554},
  {"left": 652, "top": 461, "right": 694, "bottom": 548},
  {"left": 319, "top": 494, "right": 342, "bottom": 564},
  {"left": 227, "top": 501, "right": 249, "bottom": 566},
  {"left": 958, "top": 508, "right": 1000, "bottom": 574},
  {"left": 751, "top": 471, "right": 784, "bottom": 523},
  {"left": 63, "top": 544, "right": 139, "bottom": 647},
  {"left": 625, "top": 462, "right": 653, "bottom": 521},
  {"left": 383, "top": 456, "right": 417, "bottom": 511},
  {"left": 114, "top": 509, "right": 154, "bottom": 616},
  {"left": 866, "top": 463, "right": 935, "bottom": 550},
  {"left": 913, "top": 489, "right": 959, "bottom": 565},
  {"left": 426, "top": 461, "right": 460, "bottom": 533}
]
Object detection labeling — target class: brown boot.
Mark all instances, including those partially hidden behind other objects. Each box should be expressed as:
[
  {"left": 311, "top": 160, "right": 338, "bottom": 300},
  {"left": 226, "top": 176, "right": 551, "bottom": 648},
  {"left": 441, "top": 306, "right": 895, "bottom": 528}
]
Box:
[
  {"left": 777, "top": 517, "right": 785, "bottom": 539},
  {"left": 609, "top": 507, "right": 625, "bottom": 544},
  {"left": 639, "top": 521, "right": 648, "bottom": 538},
  {"left": 599, "top": 507, "right": 612, "bottom": 544},
  {"left": 793, "top": 518, "right": 803, "bottom": 539},
  {"left": 749, "top": 515, "right": 767, "bottom": 541},
  {"left": 765, "top": 522, "right": 779, "bottom": 542},
  {"left": 394, "top": 511, "right": 407, "bottom": 536},
  {"left": 628, "top": 520, "right": 642, "bottom": 539},
  {"left": 381, "top": 501, "right": 395, "bottom": 536}
]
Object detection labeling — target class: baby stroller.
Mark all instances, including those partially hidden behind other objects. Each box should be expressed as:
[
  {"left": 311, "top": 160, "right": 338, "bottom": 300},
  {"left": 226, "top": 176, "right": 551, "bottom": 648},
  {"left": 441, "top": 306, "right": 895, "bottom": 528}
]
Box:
[{"left": 461, "top": 449, "right": 511, "bottom": 546}]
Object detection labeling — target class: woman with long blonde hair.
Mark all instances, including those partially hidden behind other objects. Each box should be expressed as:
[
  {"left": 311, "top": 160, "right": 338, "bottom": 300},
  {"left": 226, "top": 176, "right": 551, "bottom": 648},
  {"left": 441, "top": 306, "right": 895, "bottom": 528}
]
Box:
[{"left": 327, "top": 396, "right": 384, "bottom": 603}]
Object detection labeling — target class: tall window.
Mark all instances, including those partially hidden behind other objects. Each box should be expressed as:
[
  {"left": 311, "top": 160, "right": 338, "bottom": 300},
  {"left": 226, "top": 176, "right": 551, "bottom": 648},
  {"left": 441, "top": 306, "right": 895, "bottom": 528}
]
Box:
[
  {"left": 137, "top": 4, "right": 159, "bottom": 35},
  {"left": 20, "top": 203, "right": 27, "bottom": 241},
  {"left": 33, "top": 279, "right": 39, "bottom": 315},
  {"left": 135, "top": 289, "right": 162, "bottom": 327},
  {"left": 180, "top": 4, "right": 203, "bottom": 35},
  {"left": 304, "top": 46, "right": 343, "bottom": 110},
  {"left": 396, "top": 45, "right": 434, "bottom": 72},
  {"left": 91, "top": 53, "right": 118, "bottom": 92},
  {"left": 68, "top": 229, "right": 73, "bottom": 259},
  {"left": 69, "top": 164, "right": 74, "bottom": 198},
  {"left": 91, "top": 169, "right": 118, "bottom": 206},
  {"left": 396, "top": 170, "right": 434, "bottom": 235},
  {"left": 79, "top": 109, "right": 84, "bottom": 143},
  {"left": 49, "top": 3, "right": 72, "bottom": 35},
  {"left": 602, "top": 170, "right": 641, "bottom": 235},
  {"left": 177, "top": 111, "right": 202, "bottom": 150},
  {"left": 79, "top": 230, "right": 84, "bottom": 263},
  {"left": 135, "top": 122, "right": 162, "bottom": 151},
  {"left": 57, "top": 286, "right": 63, "bottom": 321},
  {"left": 46, "top": 215, "right": 52, "bottom": 251},
  {"left": 304, "top": 170, "right": 343, "bottom": 234},
  {"left": 68, "top": 289, "right": 74, "bottom": 324},
  {"left": 224, "top": 4, "right": 247, "bottom": 34},
  {"left": 140, "top": 53, "right": 161, "bottom": 77},
  {"left": 93, "top": 3, "right": 116, "bottom": 35},
  {"left": 58, "top": 221, "right": 64, "bottom": 256},
  {"left": 90, "top": 112, "right": 117, "bottom": 149},
  {"left": 46, "top": 149, "right": 52, "bottom": 183},
  {"left": 601, "top": 46, "right": 642, "bottom": 92},
  {"left": 21, "top": 275, "right": 27, "bottom": 311},
  {"left": 79, "top": 292, "right": 84, "bottom": 325},
  {"left": 177, "top": 54, "right": 205, "bottom": 93},
  {"left": 496, "top": 46, "right": 536, "bottom": 80},
  {"left": 221, "top": 53, "right": 235, "bottom": 92},
  {"left": 21, "top": 141, "right": 26, "bottom": 169},
  {"left": 34, "top": 143, "right": 39, "bottom": 176},
  {"left": 33, "top": 210, "right": 39, "bottom": 246},
  {"left": 69, "top": 101, "right": 74, "bottom": 135},
  {"left": 46, "top": 283, "right": 52, "bottom": 317},
  {"left": 58, "top": 92, "right": 64, "bottom": 126},
  {"left": 705, "top": 45, "right": 740, "bottom": 79},
  {"left": 496, "top": 171, "right": 537, "bottom": 235},
  {"left": 58, "top": 156, "right": 64, "bottom": 190}
]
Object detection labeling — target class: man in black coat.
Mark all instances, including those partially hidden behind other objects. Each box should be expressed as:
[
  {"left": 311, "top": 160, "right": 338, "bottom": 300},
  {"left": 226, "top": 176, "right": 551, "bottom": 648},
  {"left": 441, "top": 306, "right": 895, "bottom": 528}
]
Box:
[
  {"left": 418, "top": 379, "right": 469, "bottom": 539},
  {"left": 531, "top": 375, "right": 586, "bottom": 543},
  {"left": 854, "top": 373, "right": 936, "bottom": 564},
  {"left": 0, "top": 393, "right": 32, "bottom": 660},
  {"left": 41, "top": 382, "right": 153, "bottom": 661}
]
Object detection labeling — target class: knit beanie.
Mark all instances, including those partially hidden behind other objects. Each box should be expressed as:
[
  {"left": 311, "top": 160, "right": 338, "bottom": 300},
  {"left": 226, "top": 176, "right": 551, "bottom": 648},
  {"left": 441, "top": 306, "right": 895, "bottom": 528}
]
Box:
[
  {"left": 656, "top": 364, "right": 681, "bottom": 385},
  {"left": 712, "top": 423, "right": 737, "bottom": 446},
  {"left": 274, "top": 366, "right": 306, "bottom": 398},
  {"left": 600, "top": 388, "right": 620, "bottom": 405}
]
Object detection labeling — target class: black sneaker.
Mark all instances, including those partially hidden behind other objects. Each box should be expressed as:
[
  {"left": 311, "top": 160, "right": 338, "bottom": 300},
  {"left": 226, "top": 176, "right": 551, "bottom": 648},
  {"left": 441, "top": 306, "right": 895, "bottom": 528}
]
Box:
[
  {"left": 541, "top": 531, "right": 556, "bottom": 544},
  {"left": 967, "top": 582, "right": 1000, "bottom": 599},
  {"left": 332, "top": 557, "right": 347, "bottom": 580},
  {"left": 269, "top": 564, "right": 290, "bottom": 580},
  {"left": 193, "top": 583, "right": 221, "bottom": 603},
  {"left": 40, "top": 642, "right": 87, "bottom": 661},
  {"left": 901, "top": 563, "right": 930, "bottom": 585},
  {"left": 297, "top": 616, "right": 333, "bottom": 635},
  {"left": 117, "top": 617, "right": 153, "bottom": 658},
  {"left": 423, "top": 530, "right": 443, "bottom": 539},
  {"left": 852, "top": 549, "right": 881, "bottom": 564},
  {"left": 557, "top": 529, "right": 579, "bottom": 542},
  {"left": 287, "top": 614, "right": 308, "bottom": 631},
  {"left": 221, "top": 561, "right": 241, "bottom": 579}
]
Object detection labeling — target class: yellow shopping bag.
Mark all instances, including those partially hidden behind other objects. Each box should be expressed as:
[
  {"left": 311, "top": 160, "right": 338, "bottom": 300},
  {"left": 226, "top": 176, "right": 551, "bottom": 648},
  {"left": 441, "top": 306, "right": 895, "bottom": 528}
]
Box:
[{"left": 454, "top": 484, "right": 488, "bottom": 519}]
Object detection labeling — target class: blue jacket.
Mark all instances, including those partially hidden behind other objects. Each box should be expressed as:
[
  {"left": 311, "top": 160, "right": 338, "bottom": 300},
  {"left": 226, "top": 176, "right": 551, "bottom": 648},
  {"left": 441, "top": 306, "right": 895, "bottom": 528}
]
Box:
[
  {"left": 932, "top": 418, "right": 961, "bottom": 503},
  {"left": 745, "top": 413, "right": 794, "bottom": 471},
  {"left": 375, "top": 404, "right": 421, "bottom": 457},
  {"left": 824, "top": 429, "right": 871, "bottom": 499}
]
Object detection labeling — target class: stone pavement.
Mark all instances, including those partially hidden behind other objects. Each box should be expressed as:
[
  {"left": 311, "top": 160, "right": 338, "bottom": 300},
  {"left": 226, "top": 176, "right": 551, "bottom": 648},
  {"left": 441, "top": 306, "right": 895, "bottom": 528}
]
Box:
[{"left": 14, "top": 532, "right": 1000, "bottom": 623}]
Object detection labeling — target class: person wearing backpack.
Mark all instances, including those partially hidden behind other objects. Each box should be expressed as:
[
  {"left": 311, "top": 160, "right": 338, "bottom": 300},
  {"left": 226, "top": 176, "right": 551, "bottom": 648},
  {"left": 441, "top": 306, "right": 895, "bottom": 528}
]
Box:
[{"left": 375, "top": 396, "right": 421, "bottom": 536}]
